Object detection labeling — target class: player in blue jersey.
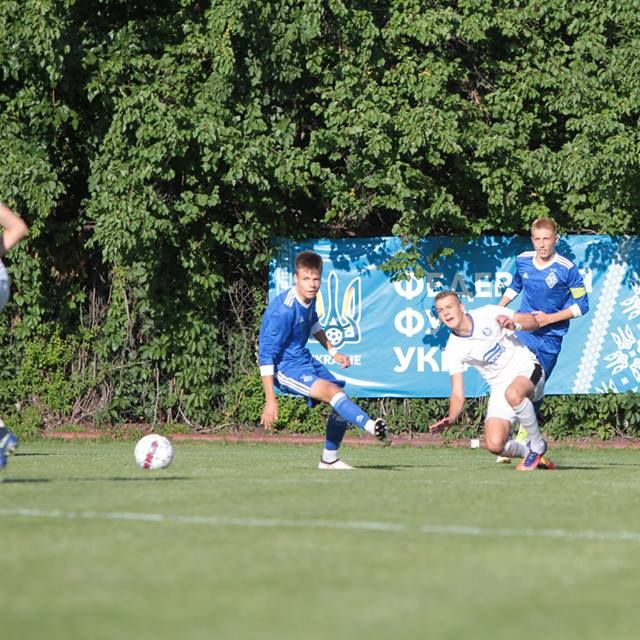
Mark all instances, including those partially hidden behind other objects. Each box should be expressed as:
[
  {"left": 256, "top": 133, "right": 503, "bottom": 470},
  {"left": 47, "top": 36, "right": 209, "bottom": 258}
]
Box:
[
  {"left": 0, "top": 202, "right": 29, "bottom": 470},
  {"left": 259, "top": 250, "right": 390, "bottom": 469},
  {"left": 495, "top": 217, "right": 589, "bottom": 462}
]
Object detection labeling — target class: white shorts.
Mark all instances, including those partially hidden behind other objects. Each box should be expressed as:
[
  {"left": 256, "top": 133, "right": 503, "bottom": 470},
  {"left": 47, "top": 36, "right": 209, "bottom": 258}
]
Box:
[{"left": 486, "top": 360, "right": 545, "bottom": 425}]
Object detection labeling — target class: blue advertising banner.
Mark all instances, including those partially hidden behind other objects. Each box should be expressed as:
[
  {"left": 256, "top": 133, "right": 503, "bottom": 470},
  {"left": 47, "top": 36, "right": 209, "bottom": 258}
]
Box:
[{"left": 269, "top": 236, "right": 640, "bottom": 398}]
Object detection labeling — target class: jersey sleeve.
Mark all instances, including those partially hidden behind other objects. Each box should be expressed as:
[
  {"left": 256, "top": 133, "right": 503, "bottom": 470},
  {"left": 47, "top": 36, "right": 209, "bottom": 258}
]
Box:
[
  {"left": 258, "top": 304, "right": 292, "bottom": 376},
  {"left": 309, "top": 306, "right": 322, "bottom": 335},
  {"left": 566, "top": 266, "right": 589, "bottom": 317},
  {"left": 503, "top": 262, "right": 523, "bottom": 299},
  {"left": 485, "top": 304, "right": 514, "bottom": 319},
  {"left": 443, "top": 340, "right": 465, "bottom": 376}
]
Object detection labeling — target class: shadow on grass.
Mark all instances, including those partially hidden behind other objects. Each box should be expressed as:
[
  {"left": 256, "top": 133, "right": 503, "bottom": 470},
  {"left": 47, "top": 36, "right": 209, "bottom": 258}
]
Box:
[
  {"left": 1, "top": 476, "right": 191, "bottom": 483},
  {"left": 597, "top": 462, "right": 640, "bottom": 467},
  {"left": 355, "top": 463, "right": 439, "bottom": 470},
  {"left": 549, "top": 465, "right": 603, "bottom": 471},
  {"left": 0, "top": 478, "right": 51, "bottom": 483},
  {"left": 15, "top": 452, "right": 56, "bottom": 457}
]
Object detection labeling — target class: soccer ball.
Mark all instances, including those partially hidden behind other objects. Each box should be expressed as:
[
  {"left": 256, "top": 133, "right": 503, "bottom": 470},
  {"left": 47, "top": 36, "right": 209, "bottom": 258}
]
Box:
[{"left": 134, "top": 434, "right": 173, "bottom": 470}]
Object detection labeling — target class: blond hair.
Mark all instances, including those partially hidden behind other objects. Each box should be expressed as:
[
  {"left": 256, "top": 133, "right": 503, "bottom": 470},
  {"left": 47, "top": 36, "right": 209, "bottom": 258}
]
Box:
[
  {"left": 434, "top": 290, "right": 460, "bottom": 304},
  {"left": 530, "top": 217, "right": 557, "bottom": 235}
]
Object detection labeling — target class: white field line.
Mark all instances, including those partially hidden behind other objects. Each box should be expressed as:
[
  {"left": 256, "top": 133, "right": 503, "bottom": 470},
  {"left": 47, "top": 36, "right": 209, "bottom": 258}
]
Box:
[{"left": 1, "top": 507, "right": 640, "bottom": 542}]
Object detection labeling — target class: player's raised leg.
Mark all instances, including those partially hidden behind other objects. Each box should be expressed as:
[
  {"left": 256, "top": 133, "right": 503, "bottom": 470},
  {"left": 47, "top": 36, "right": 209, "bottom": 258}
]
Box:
[
  {"left": 328, "top": 390, "right": 390, "bottom": 446},
  {"left": 310, "top": 379, "right": 391, "bottom": 468},
  {"left": 310, "top": 379, "right": 390, "bottom": 444}
]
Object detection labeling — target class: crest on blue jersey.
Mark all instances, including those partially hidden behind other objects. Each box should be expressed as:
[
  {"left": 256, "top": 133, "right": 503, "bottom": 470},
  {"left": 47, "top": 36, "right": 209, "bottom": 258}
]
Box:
[
  {"left": 545, "top": 271, "right": 559, "bottom": 288},
  {"left": 315, "top": 271, "right": 362, "bottom": 349}
]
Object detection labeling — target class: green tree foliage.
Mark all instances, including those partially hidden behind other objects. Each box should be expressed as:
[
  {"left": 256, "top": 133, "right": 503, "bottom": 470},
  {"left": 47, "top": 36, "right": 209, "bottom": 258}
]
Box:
[{"left": 0, "top": 1, "right": 638, "bottom": 432}]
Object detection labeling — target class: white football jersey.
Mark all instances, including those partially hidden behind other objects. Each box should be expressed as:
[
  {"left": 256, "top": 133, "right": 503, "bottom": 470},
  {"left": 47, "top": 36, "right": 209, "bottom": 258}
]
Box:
[{"left": 444, "top": 304, "right": 538, "bottom": 387}]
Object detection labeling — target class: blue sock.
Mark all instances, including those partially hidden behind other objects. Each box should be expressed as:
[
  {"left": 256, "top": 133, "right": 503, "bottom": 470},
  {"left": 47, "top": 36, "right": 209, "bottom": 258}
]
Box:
[
  {"left": 330, "top": 392, "right": 371, "bottom": 431},
  {"left": 325, "top": 412, "right": 348, "bottom": 450}
]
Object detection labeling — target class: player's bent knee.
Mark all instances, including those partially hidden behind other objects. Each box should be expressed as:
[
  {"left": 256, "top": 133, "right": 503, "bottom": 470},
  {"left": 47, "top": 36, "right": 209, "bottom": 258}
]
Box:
[
  {"left": 484, "top": 419, "right": 509, "bottom": 454},
  {"left": 485, "top": 436, "right": 506, "bottom": 455},
  {"left": 504, "top": 387, "right": 525, "bottom": 407}
]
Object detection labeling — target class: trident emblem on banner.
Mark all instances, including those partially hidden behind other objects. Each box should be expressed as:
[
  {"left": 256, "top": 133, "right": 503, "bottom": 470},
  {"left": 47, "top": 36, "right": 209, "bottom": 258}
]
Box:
[{"left": 315, "top": 271, "right": 362, "bottom": 349}]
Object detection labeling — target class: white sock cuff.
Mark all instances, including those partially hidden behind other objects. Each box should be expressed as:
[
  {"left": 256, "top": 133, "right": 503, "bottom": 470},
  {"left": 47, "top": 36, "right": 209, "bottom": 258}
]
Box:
[
  {"left": 513, "top": 398, "right": 532, "bottom": 413},
  {"left": 329, "top": 392, "right": 347, "bottom": 408},
  {"left": 322, "top": 449, "right": 339, "bottom": 463}
]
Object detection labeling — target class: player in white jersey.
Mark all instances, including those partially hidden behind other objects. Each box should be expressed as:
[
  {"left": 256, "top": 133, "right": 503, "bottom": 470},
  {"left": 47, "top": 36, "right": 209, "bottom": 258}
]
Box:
[
  {"left": 0, "top": 202, "right": 29, "bottom": 470},
  {"left": 429, "top": 290, "right": 555, "bottom": 471}
]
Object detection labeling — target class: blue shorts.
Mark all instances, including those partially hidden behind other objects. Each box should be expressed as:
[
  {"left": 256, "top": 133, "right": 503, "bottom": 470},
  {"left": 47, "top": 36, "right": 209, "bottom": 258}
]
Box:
[
  {"left": 516, "top": 331, "right": 562, "bottom": 379},
  {"left": 275, "top": 359, "right": 345, "bottom": 407}
]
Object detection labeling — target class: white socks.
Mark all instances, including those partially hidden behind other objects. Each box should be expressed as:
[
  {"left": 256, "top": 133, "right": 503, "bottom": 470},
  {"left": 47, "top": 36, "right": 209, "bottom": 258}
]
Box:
[
  {"left": 322, "top": 448, "right": 339, "bottom": 463},
  {"left": 512, "top": 398, "right": 545, "bottom": 453},
  {"left": 501, "top": 439, "right": 528, "bottom": 459},
  {"left": 363, "top": 419, "right": 376, "bottom": 436}
]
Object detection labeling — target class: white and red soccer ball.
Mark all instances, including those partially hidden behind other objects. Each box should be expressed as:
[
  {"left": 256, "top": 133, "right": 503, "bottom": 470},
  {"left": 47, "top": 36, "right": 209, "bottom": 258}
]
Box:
[{"left": 134, "top": 434, "right": 173, "bottom": 470}]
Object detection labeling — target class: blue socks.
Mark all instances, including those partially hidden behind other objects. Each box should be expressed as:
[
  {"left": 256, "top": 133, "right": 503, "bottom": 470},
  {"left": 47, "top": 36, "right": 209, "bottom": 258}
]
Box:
[
  {"left": 329, "top": 392, "right": 370, "bottom": 430},
  {"left": 323, "top": 393, "right": 375, "bottom": 462},
  {"left": 325, "top": 412, "right": 348, "bottom": 452}
]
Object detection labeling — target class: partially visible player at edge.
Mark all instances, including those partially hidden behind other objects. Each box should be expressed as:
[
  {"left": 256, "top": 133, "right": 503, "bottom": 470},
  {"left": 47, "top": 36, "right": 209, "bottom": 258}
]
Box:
[
  {"left": 429, "top": 291, "right": 555, "bottom": 471},
  {"left": 495, "top": 217, "right": 589, "bottom": 462},
  {"left": 0, "top": 202, "right": 29, "bottom": 470},
  {"left": 258, "top": 250, "right": 390, "bottom": 469}
]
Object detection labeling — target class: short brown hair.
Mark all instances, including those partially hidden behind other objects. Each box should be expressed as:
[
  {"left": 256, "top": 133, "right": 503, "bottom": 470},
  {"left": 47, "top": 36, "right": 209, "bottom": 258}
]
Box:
[
  {"left": 434, "top": 290, "right": 460, "bottom": 304},
  {"left": 531, "top": 217, "right": 557, "bottom": 235},
  {"left": 295, "top": 250, "right": 323, "bottom": 273}
]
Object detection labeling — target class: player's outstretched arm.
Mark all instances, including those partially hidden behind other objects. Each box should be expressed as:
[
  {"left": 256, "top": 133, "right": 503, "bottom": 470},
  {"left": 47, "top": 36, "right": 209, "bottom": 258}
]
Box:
[
  {"left": 496, "top": 312, "right": 539, "bottom": 332},
  {"left": 260, "top": 375, "right": 279, "bottom": 430},
  {"left": 429, "top": 416, "right": 451, "bottom": 433},
  {"left": 0, "top": 202, "right": 29, "bottom": 257},
  {"left": 531, "top": 308, "right": 574, "bottom": 328},
  {"left": 513, "top": 311, "right": 539, "bottom": 331},
  {"left": 429, "top": 373, "right": 465, "bottom": 432},
  {"left": 313, "top": 328, "right": 350, "bottom": 368}
]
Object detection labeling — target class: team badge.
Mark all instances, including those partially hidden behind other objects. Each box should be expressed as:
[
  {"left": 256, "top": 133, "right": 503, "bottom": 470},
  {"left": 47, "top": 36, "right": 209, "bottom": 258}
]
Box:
[{"left": 545, "top": 271, "right": 558, "bottom": 288}]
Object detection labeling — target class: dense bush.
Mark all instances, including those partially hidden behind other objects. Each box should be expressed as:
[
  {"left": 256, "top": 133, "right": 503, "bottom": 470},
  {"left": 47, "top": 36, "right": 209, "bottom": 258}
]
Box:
[
  {"left": 214, "top": 376, "right": 640, "bottom": 442},
  {"left": 0, "top": 1, "right": 639, "bottom": 438}
]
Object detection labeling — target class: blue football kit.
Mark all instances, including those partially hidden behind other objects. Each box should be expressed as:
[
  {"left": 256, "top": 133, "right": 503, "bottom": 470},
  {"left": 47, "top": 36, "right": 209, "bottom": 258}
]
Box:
[
  {"left": 258, "top": 287, "right": 344, "bottom": 402},
  {"left": 258, "top": 286, "right": 383, "bottom": 456},
  {"left": 504, "top": 251, "right": 589, "bottom": 377}
]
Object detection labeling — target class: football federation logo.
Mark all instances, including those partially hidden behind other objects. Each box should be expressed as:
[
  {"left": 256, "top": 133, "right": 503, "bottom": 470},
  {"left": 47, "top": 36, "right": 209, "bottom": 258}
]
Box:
[{"left": 315, "top": 271, "right": 362, "bottom": 349}]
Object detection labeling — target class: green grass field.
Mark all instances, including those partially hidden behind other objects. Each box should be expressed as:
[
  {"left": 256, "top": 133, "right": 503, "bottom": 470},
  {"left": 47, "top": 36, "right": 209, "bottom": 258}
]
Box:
[{"left": 2, "top": 439, "right": 640, "bottom": 640}]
